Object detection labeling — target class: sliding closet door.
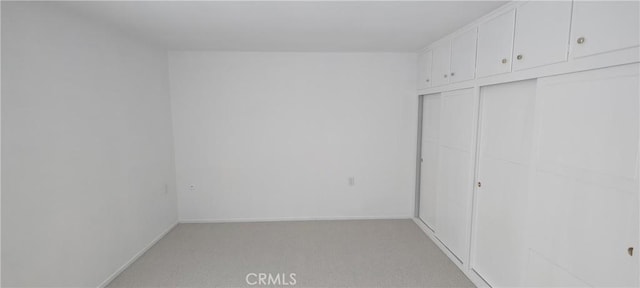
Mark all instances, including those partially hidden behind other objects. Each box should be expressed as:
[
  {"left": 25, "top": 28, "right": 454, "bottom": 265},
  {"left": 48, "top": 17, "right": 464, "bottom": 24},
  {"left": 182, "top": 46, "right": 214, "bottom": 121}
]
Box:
[
  {"left": 526, "top": 64, "right": 639, "bottom": 287},
  {"left": 472, "top": 80, "right": 536, "bottom": 287},
  {"left": 436, "top": 88, "right": 476, "bottom": 262},
  {"left": 419, "top": 94, "right": 441, "bottom": 230}
]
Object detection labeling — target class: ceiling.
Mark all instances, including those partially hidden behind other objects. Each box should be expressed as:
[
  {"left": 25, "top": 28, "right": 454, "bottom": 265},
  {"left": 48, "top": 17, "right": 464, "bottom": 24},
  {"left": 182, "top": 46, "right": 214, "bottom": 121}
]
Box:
[{"left": 62, "top": 1, "right": 506, "bottom": 52}]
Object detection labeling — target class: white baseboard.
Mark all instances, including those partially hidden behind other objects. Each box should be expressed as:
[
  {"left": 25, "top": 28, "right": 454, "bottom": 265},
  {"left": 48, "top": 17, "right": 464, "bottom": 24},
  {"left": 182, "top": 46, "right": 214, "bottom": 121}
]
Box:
[
  {"left": 97, "top": 221, "right": 178, "bottom": 288},
  {"left": 179, "top": 215, "right": 412, "bottom": 224},
  {"left": 412, "top": 217, "right": 488, "bottom": 288}
]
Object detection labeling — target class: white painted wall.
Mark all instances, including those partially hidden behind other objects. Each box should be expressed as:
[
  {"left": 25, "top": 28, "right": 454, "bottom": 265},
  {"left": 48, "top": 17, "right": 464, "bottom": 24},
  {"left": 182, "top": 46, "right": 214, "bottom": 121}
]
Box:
[
  {"left": 168, "top": 52, "right": 417, "bottom": 222},
  {"left": 1, "top": 2, "right": 177, "bottom": 286}
]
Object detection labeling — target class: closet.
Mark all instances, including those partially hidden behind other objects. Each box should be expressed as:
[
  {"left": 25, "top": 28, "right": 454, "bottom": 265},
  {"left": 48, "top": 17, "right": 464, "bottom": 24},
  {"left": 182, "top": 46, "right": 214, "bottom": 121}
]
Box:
[
  {"left": 416, "top": 1, "right": 639, "bottom": 286},
  {"left": 419, "top": 63, "right": 639, "bottom": 287}
]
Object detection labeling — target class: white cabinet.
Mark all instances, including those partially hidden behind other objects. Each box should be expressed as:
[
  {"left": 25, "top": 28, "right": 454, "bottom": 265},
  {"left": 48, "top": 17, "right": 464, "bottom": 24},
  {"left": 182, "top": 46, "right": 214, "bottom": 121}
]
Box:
[
  {"left": 570, "top": 1, "right": 640, "bottom": 59},
  {"left": 472, "top": 80, "right": 536, "bottom": 287},
  {"left": 419, "top": 94, "right": 440, "bottom": 230},
  {"left": 526, "top": 64, "right": 639, "bottom": 287},
  {"left": 512, "top": 1, "right": 572, "bottom": 71},
  {"left": 436, "top": 88, "right": 476, "bottom": 263},
  {"left": 477, "top": 9, "right": 515, "bottom": 77},
  {"left": 450, "top": 28, "right": 478, "bottom": 83},
  {"left": 417, "top": 50, "right": 433, "bottom": 89},
  {"left": 431, "top": 42, "right": 451, "bottom": 87}
]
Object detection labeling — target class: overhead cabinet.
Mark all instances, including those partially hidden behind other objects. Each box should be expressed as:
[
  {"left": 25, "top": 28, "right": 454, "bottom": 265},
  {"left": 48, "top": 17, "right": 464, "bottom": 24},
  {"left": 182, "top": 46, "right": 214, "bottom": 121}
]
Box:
[
  {"left": 450, "top": 28, "right": 478, "bottom": 83},
  {"left": 570, "top": 1, "right": 640, "bottom": 59},
  {"left": 477, "top": 10, "right": 516, "bottom": 77},
  {"left": 512, "top": 1, "right": 572, "bottom": 71},
  {"left": 431, "top": 42, "right": 451, "bottom": 87},
  {"left": 418, "top": 1, "right": 640, "bottom": 90},
  {"left": 417, "top": 50, "right": 433, "bottom": 89}
]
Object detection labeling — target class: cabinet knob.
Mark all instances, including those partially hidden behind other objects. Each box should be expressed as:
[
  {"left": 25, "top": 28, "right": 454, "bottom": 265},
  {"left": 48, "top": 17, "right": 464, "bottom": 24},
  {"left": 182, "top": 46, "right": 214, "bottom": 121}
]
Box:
[
  {"left": 444, "top": 74, "right": 448, "bottom": 78},
  {"left": 577, "top": 37, "right": 585, "bottom": 44},
  {"left": 450, "top": 72, "right": 455, "bottom": 76},
  {"left": 501, "top": 58, "right": 508, "bottom": 64},
  {"left": 425, "top": 79, "right": 430, "bottom": 82},
  {"left": 629, "top": 247, "right": 634, "bottom": 256},
  {"left": 517, "top": 54, "right": 523, "bottom": 60}
]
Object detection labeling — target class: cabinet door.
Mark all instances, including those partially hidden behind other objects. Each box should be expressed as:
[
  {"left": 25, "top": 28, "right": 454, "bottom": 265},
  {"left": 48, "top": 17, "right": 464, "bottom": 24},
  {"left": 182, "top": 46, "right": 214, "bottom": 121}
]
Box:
[
  {"left": 477, "top": 10, "right": 515, "bottom": 77},
  {"left": 431, "top": 42, "right": 451, "bottom": 87},
  {"left": 436, "top": 88, "right": 476, "bottom": 263},
  {"left": 419, "top": 94, "right": 440, "bottom": 230},
  {"left": 450, "top": 28, "right": 478, "bottom": 83},
  {"left": 513, "top": 1, "right": 572, "bottom": 71},
  {"left": 472, "top": 80, "right": 536, "bottom": 287},
  {"left": 570, "top": 1, "right": 639, "bottom": 59},
  {"left": 526, "top": 64, "right": 639, "bottom": 287},
  {"left": 417, "top": 50, "right": 433, "bottom": 89}
]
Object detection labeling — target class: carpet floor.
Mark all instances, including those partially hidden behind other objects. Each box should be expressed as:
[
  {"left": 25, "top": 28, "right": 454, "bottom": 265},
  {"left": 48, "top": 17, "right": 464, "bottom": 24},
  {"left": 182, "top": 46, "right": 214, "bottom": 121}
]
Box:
[{"left": 108, "top": 219, "right": 474, "bottom": 287}]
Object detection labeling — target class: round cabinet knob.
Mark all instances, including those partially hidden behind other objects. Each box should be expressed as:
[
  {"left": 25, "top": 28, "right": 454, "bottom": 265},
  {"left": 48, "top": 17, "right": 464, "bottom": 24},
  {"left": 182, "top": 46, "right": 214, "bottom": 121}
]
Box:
[
  {"left": 425, "top": 79, "right": 430, "bottom": 82},
  {"left": 577, "top": 37, "right": 585, "bottom": 44},
  {"left": 517, "top": 54, "right": 523, "bottom": 60},
  {"left": 501, "top": 58, "right": 508, "bottom": 64},
  {"left": 444, "top": 74, "right": 448, "bottom": 78},
  {"left": 450, "top": 72, "right": 455, "bottom": 76}
]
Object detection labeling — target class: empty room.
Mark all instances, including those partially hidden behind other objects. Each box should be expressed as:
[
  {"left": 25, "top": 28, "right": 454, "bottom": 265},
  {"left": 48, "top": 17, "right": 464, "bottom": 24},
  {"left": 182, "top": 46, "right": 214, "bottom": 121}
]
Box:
[{"left": 2, "top": 1, "right": 639, "bottom": 287}]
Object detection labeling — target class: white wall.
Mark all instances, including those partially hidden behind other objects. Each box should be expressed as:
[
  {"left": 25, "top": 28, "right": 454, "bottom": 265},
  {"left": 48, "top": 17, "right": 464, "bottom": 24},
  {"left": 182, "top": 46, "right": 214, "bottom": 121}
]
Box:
[
  {"left": 1, "top": 2, "right": 177, "bottom": 286},
  {"left": 169, "top": 52, "right": 417, "bottom": 222}
]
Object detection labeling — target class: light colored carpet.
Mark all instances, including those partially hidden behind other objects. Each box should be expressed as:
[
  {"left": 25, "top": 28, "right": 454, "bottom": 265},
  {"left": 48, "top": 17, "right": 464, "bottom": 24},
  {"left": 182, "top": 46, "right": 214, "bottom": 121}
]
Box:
[{"left": 108, "top": 219, "right": 474, "bottom": 287}]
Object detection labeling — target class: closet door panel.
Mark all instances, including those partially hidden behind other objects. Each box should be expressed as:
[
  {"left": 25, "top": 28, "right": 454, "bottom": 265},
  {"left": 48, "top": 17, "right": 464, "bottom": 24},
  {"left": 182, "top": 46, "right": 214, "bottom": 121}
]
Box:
[
  {"left": 436, "top": 88, "right": 476, "bottom": 262},
  {"left": 528, "top": 172, "right": 638, "bottom": 286},
  {"left": 472, "top": 80, "right": 536, "bottom": 287},
  {"left": 422, "top": 94, "right": 440, "bottom": 142},
  {"left": 419, "top": 141, "right": 438, "bottom": 230},
  {"left": 536, "top": 71, "right": 639, "bottom": 180},
  {"left": 474, "top": 158, "right": 529, "bottom": 286},
  {"left": 437, "top": 146, "right": 473, "bottom": 262},
  {"left": 479, "top": 81, "right": 536, "bottom": 163},
  {"left": 419, "top": 94, "right": 441, "bottom": 230},
  {"left": 439, "top": 89, "right": 475, "bottom": 150},
  {"left": 527, "top": 64, "right": 639, "bottom": 287}
]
